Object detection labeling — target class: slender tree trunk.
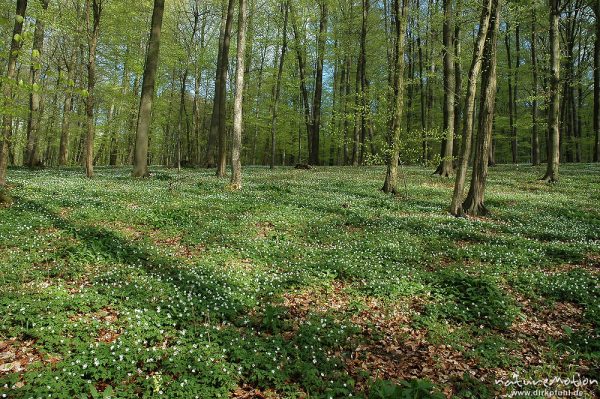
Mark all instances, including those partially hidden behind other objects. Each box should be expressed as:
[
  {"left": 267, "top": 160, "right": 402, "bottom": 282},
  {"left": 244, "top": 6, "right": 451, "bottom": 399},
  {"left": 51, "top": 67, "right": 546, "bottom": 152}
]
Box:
[
  {"left": 418, "top": 36, "right": 427, "bottom": 162},
  {"left": 505, "top": 25, "right": 517, "bottom": 164},
  {"left": 84, "top": 0, "right": 102, "bottom": 178},
  {"left": 352, "top": 55, "right": 362, "bottom": 167},
  {"left": 59, "top": 49, "right": 77, "bottom": 167},
  {"left": 206, "top": 5, "right": 226, "bottom": 168},
  {"left": 215, "top": 0, "right": 235, "bottom": 177},
  {"left": 542, "top": 0, "right": 561, "bottom": 182},
  {"left": 435, "top": 0, "right": 455, "bottom": 177},
  {"left": 531, "top": 9, "right": 540, "bottom": 165},
  {"left": 342, "top": 56, "right": 351, "bottom": 165},
  {"left": 450, "top": 0, "right": 493, "bottom": 216},
  {"left": 25, "top": 0, "right": 49, "bottom": 167},
  {"left": 176, "top": 71, "right": 189, "bottom": 170},
  {"left": 291, "top": 5, "right": 312, "bottom": 164},
  {"left": 251, "top": 45, "right": 267, "bottom": 165},
  {"left": 270, "top": 2, "right": 288, "bottom": 169},
  {"left": 127, "top": 74, "right": 140, "bottom": 165},
  {"left": 382, "top": 0, "right": 408, "bottom": 194},
  {"left": 453, "top": 1, "right": 463, "bottom": 162},
  {"left": 514, "top": 24, "right": 520, "bottom": 162},
  {"left": 132, "top": 0, "right": 164, "bottom": 177},
  {"left": 462, "top": 0, "right": 501, "bottom": 216},
  {"left": 594, "top": 0, "right": 600, "bottom": 162},
  {"left": 231, "top": 0, "right": 248, "bottom": 188},
  {"left": 310, "top": 1, "right": 328, "bottom": 166}
]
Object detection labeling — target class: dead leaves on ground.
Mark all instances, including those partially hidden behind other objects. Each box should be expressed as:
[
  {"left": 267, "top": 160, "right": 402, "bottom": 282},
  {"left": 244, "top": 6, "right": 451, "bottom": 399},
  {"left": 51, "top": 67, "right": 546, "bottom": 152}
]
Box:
[
  {"left": 0, "top": 338, "right": 60, "bottom": 376},
  {"left": 280, "top": 280, "right": 594, "bottom": 398}
]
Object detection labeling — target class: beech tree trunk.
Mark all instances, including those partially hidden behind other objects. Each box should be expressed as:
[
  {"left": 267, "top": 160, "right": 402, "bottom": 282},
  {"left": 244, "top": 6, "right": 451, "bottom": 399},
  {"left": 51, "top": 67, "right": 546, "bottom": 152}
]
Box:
[
  {"left": 531, "top": 9, "right": 540, "bottom": 165},
  {"left": 595, "top": 0, "right": 600, "bottom": 162},
  {"left": 310, "top": 1, "right": 328, "bottom": 166},
  {"left": 450, "top": 0, "right": 493, "bottom": 216},
  {"left": 230, "top": 0, "right": 248, "bottom": 189},
  {"left": 215, "top": 0, "right": 235, "bottom": 177},
  {"left": 382, "top": 0, "right": 408, "bottom": 194},
  {"left": 270, "top": 2, "right": 288, "bottom": 169},
  {"left": 132, "top": 0, "right": 165, "bottom": 177},
  {"left": 462, "top": 0, "right": 501, "bottom": 216},
  {"left": 84, "top": 0, "right": 102, "bottom": 178},
  {"left": 435, "top": 0, "right": 455, "bottom": 177},
  {"left": 59, "top": 49, "right": 77, "bottom": 167},
  {"left": 26, "top": 0, "right": 50, "bottom": 168},
  {"left": 542, "top": 0, "right": 561, "bottom": 182},
  {"left": 505, "top": 25, "right": 516, "bottom": 163},
  {"left": 0, "top": 0, "right": 28, "bottom": 187}
]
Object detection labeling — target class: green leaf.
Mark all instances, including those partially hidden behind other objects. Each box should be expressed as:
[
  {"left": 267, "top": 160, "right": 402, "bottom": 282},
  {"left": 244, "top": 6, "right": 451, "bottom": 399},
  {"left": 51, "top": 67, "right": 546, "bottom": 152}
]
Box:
[{"left": 15, "top": 15, "right": 24, "bottom": 24}]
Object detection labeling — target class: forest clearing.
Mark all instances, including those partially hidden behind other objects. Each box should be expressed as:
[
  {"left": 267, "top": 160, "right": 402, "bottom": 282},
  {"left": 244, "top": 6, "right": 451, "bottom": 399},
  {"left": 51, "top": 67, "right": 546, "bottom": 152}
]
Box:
[{"left": 0, "top": 165, "right": 599, "bottom": 398}]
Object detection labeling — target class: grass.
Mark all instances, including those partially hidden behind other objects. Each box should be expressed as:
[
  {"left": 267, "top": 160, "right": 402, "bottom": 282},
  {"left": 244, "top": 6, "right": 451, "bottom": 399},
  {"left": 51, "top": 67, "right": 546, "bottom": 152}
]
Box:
[{"left": 0, "top": 164, "right": 598, "bottom": 398}]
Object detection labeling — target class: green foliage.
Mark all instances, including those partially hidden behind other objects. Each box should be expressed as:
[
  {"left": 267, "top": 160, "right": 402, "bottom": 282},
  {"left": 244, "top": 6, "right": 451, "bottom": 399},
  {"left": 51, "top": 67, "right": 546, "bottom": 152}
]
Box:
[
  {"left": 0, "top": 166, "right": 598, "bottom": 397},
  {"left": 451, "top": 373, "right": 493, "bottom": 399},
  {"left": 369, "top": 379, "right": 445, "bottom": 399},
  {"left": 426, "top": 270, "right": 520, "bottom": 330}
]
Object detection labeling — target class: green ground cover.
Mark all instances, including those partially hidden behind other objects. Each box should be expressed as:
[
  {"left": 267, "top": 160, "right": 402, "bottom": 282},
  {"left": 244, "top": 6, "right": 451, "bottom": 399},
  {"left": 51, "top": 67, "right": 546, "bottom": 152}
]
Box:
[{"left": 0, "top": 165, "right": 598, "bottom": 398}]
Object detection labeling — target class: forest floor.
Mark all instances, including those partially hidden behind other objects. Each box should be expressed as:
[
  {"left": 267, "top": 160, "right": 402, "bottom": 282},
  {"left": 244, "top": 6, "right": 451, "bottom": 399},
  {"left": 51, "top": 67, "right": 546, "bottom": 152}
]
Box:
[{"left": 0, "top": 164, "right": 599, "bottom": 398}]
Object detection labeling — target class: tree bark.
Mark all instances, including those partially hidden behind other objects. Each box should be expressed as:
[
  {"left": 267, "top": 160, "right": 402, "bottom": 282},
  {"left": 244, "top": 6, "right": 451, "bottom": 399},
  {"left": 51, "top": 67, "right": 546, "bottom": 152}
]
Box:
[
  {"left": 215, "top": 0, "right": 235, "bottom": 177},
  {"left": 382, "top": 0, "right": 408, "bottom": 194},
  {"left": 84, "top": 0, "right": 102, "bottom": 178},
  {"left": 542, "top": 0, "right": 561, "bottom": 182},
  {"left": 0, "top": 0, "right": 28, "bottom": 187},
  {"left": 462, "top": 0, "right": 501, "bottom": 216},
  {"left": 25, "top": 0, "right": 50, "bottom": 168},
  {"left": 435, "top": 0, "right": 455, "bottom": 177},
  {"left": 504, "top": 25, "right": 517, "bottom": 164},
  {"left": 132, "top": 0, "right": 165, "bottom": 177},
  {"left": 531, "top": 9, "right": 540, "bottom": 165},
  {"left": 594, "top": 0, "right": 600, "bottom": 162},
  {"left": 59, "top": 48, "right": 77, "bottom": 167},
  {"left": 310, "top": 1, "right": 328, "bottom": 166},
  {"left": 230, "top": 0, "right": 248, "bottom": 189},
  {"left": 270, "top": 2, "right": 288, "bottom": 169},
  {"left": 291, "top": 4, "right": 312, "bottom": 164},
  {"left": 450, "top": 0, "right": 493, "bottom": 216}
]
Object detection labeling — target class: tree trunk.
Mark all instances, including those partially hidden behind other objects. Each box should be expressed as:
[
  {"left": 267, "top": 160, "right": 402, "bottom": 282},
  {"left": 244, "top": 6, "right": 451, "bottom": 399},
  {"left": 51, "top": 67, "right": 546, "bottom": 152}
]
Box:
[
  {"left": 132, "top": 0, "right": 165, "bottom": 177},
  {"left": 215, "top": 0, "right": 235, "bottom": 177},
  {"left": 435, "top": 0, "right": 455, "bottom": 177},
  {"left": 230, "top": 0, "right": 248, "bottom": 189},
  {"left": 505, "top": 25, "right": 517, "bottom": 164},
  {"left": 382, "top": 0, "right": 408, "bottom": 194},
  {"left": 25, "top": 0, "right": 49, "bottom": 168},
  {"left": 418, "top": 36, "right": 427, "bottom": 162},
  {"left": 450, "top": 0, "right": 493, "bottom": 216},
  {"left": 531, "top": 9, "right": 540, "bottom": 165},
  {"left": 0, "top": 0, "right": 28, "bottom": 187},
  {"left": 453, "top": 1, "right": 463, "bottom": 163},
  {"left": 270, "top": 2, "right": 288, "bottom": 169},
  {"left": 462, "top": 0, "right": 501, "bottom": 216},
  {"left": 310, "top": 1, "right": 328, "bottom": 166},
  {"left": 176, "top": 71, "right": 188, "bottom": 170},
  {"left": 514, "top": 24, "right": 520, "bottom": 163},
  {"left": 205, "top": 5, "right": 227, "bottom": 168},
  {"left": 594, "top": 0, "right": 600, "bottom": 162},
  {"left": 343, "top": 56, "right": 351, "bottom": 165},
  {"left": 59, "top": 49, "right": 77, "bottom": 167},
  {"left": 542, "top": 0, "right": 561, "bottom": 182},
  {"left": 84, "top": 0, "right": 102, "bottom": 179},
  {"left": 291, "top": 5, "right": 312, "bottom": 164}
]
